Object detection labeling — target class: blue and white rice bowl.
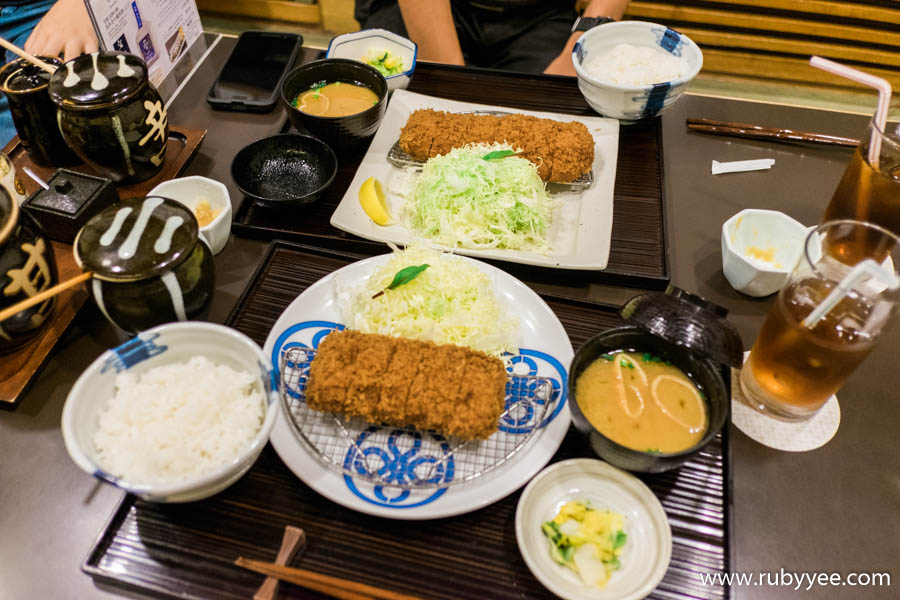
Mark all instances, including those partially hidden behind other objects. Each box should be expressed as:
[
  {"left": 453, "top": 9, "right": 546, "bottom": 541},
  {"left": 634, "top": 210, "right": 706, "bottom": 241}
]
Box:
[
  {"left": 326, "top": 28, "right": 417, "bottom": 91},
  {"left": 61, "top": 322, "right": 279, "bottom": 503},
  {"left": 572, "top": 21, "right": 702, "bottom": 121}
]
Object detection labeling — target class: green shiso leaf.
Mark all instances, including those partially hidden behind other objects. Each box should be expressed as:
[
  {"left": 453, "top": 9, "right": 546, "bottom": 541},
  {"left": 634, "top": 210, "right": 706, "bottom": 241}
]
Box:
[{"left": 372, "top": 264, "right": 429, "bottom": 298}]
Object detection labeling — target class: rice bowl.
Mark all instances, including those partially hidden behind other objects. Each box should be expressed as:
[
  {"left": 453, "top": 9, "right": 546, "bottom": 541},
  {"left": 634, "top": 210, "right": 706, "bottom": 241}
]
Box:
[{"left": 62, "top": 322, "right": 279, "bottom": 503}]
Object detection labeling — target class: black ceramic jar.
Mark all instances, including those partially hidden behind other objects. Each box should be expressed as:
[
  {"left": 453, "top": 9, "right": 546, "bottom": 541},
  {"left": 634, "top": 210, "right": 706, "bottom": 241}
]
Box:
[
  {"left": 0, "top": 186, "right": 58, "bottom": 354},
  {"left": 0, "top": 56, "right": 79, "bottom": 167},
  {"left": 74, "top": 196, "right": 215, "bottom": 333},
  {"left": 49, "top": 52, "right": 168, "bottom": 183}
]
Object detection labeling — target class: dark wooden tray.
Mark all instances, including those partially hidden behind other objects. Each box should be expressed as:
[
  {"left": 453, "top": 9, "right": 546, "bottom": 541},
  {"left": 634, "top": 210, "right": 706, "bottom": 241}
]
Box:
[
  {"left": 232, "top": 63, "right": 669, "bottom": 290},
  {"left": 0, "top": 126, "right": 206, "bottom": 408},
  {"left": 82, "top": 241, "right": 730, "bottom": 600},
  {"left": 6, "top": 125, "right": 207, "bottom": 198}
]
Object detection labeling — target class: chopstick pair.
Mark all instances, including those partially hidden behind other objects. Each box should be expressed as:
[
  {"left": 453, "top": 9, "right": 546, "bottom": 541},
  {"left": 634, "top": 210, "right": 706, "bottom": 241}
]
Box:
[
  {"left": 236, "top": 556, "right": 423, "bottom": 600},
  {"left": 686, "top": 117, "right": 859, "bottom": 148}
]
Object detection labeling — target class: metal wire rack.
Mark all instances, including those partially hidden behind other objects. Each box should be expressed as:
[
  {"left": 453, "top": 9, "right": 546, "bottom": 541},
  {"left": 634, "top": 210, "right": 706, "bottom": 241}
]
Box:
[
  {"left": 279, "top": 347, "right": 555, "bottom": 490},
  {"left": 386, "top": 110, "right": 594, "bottom": 192}
]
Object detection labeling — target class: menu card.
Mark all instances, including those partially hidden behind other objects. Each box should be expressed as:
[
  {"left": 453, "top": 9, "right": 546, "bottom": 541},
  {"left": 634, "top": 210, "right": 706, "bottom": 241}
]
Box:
[{"left": 84, "top": 0, "right": 203, "bottom": 87}]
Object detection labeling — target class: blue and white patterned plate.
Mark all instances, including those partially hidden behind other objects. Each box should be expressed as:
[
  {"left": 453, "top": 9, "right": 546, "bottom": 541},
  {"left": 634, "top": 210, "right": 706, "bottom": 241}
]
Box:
[{"left": 265, "top": 253, "right": 574, "bottom": 519}]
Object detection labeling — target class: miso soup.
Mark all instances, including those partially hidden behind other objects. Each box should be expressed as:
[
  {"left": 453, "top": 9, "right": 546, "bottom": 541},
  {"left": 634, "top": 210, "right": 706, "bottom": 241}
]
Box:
[
  {"left": 576, "top": 351, "right": 707, "bottom": 453},
  {"left": 293, "top": 81, "right": 378, "bottom": 117}
]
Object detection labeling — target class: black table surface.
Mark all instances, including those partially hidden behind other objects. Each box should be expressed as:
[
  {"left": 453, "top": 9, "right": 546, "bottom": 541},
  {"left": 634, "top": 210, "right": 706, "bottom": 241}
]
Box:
[{"left": 1, "top": 34, "right": 897, "bottom": 600}]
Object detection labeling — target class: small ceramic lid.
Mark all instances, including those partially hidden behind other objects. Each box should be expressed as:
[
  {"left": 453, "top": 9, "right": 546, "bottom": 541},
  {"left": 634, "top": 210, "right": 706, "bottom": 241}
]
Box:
[
  {"left": 75, "top": 196, "right": 198, "bottom": 282},
  {"left": 49, "top": 51, "right": 147, "bottom": 110},
  {"left": 620, "top": 286, "right": 744, "bottom": 368}
]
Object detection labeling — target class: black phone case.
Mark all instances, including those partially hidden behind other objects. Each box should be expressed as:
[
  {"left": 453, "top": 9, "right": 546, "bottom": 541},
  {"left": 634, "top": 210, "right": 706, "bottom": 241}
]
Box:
[{"left": 207, "top": 31, "right": 303, "bottom": 113}]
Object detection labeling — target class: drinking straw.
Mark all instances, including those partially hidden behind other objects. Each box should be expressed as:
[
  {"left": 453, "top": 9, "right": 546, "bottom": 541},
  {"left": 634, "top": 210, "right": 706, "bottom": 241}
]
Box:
[
  {"left": 809, "top": 56, "right": 891, "bottom": 166},
  {"left": 801, "top": 259, "right": 900, "bottom": 329}
]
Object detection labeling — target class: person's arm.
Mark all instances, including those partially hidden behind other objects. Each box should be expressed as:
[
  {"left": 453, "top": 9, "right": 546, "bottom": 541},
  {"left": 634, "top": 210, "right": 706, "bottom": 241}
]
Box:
[
  {"left": 543, "top": 0, "right": 630, "bottom": 76},
  {"left": 397, "top": 0, "right": 465, "bottom": 66},
  {"left": 23, "top": 0, "right": 99, "bottom": 62}
]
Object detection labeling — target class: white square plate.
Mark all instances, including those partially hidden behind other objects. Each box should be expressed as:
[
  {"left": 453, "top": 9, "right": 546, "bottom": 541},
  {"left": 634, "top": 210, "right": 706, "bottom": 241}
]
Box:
[{"left": 330, "top": 89, "right": 620, "bottom": 270}]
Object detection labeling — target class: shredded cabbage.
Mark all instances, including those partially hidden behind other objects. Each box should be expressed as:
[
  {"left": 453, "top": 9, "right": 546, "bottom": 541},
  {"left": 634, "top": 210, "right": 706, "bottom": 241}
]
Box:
[
  {"left": 339, "top": 245, "right": 519, "bottom": 355},
  {"left": 399, "top": 143, "right": 555, "bottom": 253}
]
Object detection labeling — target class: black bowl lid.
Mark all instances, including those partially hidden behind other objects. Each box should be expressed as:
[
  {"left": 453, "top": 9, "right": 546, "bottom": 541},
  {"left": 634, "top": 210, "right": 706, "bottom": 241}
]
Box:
[
  {"left": 49, "top": 52, "right": 147, "bottom": 109},
  {"left": 75, "top": 196, "right": 198, "bottom": 281},
  {"left": 620, "top": 286, "right": 744, "bottom": 367}
]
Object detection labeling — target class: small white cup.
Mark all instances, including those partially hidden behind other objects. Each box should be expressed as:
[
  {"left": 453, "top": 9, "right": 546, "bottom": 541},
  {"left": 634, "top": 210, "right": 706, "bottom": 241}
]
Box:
[
  {"left": 721, "top": 209, "right": 809, "bottom": 297},
  {"left": 150, "top": 176, "right": 232, "bottom": 254}
]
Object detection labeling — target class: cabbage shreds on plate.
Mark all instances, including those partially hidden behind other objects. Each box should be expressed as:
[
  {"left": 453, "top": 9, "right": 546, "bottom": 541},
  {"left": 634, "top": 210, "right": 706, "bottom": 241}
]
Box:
[
  {"left": 402, "top": 143, "right": 555, "bottom": 252},
  {"left": 339, "top": 245, "right": 519, "bottom": 356}
]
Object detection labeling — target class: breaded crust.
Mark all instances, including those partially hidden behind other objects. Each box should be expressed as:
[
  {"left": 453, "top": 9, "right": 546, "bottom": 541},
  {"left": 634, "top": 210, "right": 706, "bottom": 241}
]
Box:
[
  {"left": 305, "top": 329, "right": 507, "bottom": 440},
  {"left": 397, "top": 109, "right": 594, "bottom": 183}
]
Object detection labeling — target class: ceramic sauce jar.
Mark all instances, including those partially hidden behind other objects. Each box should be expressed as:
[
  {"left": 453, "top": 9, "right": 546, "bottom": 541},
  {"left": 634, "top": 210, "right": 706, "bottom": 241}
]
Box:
[
  {"left": 48, "top": 52, "right": 168, "bottom": 183},
  {"left": 74, "top": 196, "right": 215, "bottom": 333},
  {"left": 0, "top": 186, "right": 57, "bottom": 354}
]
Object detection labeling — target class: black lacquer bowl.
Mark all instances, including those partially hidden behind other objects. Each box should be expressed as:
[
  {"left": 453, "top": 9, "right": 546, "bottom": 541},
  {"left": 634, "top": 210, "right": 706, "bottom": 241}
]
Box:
[
  {"left": 231, "top": 134, "right": 337, "bottom": 208},
  {"left": 280, "top": 58, "right": 388, "bottom": 148},
  {"left": 568, "top": 326, "right": 729, "bottom": 473}
]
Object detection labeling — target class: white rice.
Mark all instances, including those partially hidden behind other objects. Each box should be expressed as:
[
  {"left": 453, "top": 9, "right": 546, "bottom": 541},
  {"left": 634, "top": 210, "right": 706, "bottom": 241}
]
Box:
[
  {"left": 584, "top": 43, "right": 689, "bottom": 86},
  {"left": 92, "top": 356, "right": 265, "bottom": 485}
]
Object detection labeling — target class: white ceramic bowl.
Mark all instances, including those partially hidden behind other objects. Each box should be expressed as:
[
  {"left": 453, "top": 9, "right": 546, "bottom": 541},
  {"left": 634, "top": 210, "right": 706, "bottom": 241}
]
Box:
[
  {"left": 572, "top": 21, "right": 702, "bottom": 121},
  {"left": 326, "top": 28, "right": 417, "bottom": 91},
  {"left": 721, "top": 209, "right": 810, "bottom": 297},
  {"left": 61, "top": 322, "right": 279, "bottom": 503},
  {"left": 516, "top": 459, "right": 672, "bottom": 600},
  {"left": 150, "top": 176, "right": 232, "bottom": 254}
]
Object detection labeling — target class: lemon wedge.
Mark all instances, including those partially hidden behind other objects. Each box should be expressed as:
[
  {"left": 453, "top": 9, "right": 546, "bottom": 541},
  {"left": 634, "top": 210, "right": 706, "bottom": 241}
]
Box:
[{"left": 359, "top": 176, "right": 390, "bottom": 225}]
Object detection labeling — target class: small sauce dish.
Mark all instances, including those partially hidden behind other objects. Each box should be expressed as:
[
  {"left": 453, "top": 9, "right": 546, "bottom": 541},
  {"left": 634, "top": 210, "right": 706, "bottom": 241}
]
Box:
[{"left": 721, "top": 208, "right": 809, "bottom": 297}]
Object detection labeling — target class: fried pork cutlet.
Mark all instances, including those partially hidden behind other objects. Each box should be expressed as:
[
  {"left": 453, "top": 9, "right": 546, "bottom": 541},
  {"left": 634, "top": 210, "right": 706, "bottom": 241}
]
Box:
[
  {"left": 397, "top": 109, "right": 594, "bottom": 183},
  {"left": 304, "top": 329, "right": 507, "bottom": 440}
]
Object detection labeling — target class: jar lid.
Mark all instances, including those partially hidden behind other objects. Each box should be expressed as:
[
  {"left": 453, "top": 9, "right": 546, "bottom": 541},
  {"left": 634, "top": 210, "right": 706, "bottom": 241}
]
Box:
[
  {"left": 75, "top": 196, "right": 198, "bottom": 281},
  {"left": 48, "top": 51, "right": 147, "bottom": 110},
  {"left": 620, "top": 286, "right": 744, "bottom": 368}
]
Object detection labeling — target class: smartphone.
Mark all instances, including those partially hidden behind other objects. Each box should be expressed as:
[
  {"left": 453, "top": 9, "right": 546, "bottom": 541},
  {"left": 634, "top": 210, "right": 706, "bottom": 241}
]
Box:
[{"left": 207, "top": 31, "right": 303, "bottom": 112}]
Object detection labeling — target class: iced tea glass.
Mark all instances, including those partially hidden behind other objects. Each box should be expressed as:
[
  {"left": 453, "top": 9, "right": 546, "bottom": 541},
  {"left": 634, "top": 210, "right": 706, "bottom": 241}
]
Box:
[
  {"left": 740, "top": 220, "right": 900, "bottom": 421},
  {"left": 821, "top": 102, "right": 900, "bottom": 263}
]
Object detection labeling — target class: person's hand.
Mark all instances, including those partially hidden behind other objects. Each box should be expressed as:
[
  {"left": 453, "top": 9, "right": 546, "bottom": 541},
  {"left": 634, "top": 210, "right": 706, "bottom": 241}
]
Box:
[{"left": 24, "top": 0, "right": 99, "bottom": 62}]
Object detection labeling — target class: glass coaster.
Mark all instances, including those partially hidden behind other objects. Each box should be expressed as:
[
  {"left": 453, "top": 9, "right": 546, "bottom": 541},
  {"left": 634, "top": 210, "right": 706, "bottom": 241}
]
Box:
[{"left": 731, "top": 352, "right": 840, "bottom": 452}]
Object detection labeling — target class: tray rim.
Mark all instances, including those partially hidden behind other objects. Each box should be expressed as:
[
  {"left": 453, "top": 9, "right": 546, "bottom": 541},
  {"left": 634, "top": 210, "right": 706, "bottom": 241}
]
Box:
[
  {"left": 231, "top": 61, "right": 670, "bottom": 290},
  {"left": 81, "top": 240, "right": 729, "bottom": 599}
]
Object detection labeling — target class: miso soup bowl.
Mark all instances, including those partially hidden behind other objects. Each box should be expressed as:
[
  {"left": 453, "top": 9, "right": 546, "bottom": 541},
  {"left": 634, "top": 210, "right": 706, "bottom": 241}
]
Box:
[
  {"left": 568, "top": 326, "right": 728, "bottom": 473},
  {"left": 280, "top": 58, "right": 388, "bottom": 149}
]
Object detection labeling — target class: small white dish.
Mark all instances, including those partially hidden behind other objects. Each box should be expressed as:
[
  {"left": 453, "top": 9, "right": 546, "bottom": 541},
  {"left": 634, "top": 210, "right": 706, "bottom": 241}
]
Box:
[
  {"left": 326, "top": 29, "right": 417, "bottom": 91},
  {"left": 572, "top": 21, "right": 702, "bottom": 121},
  {"left": 150, "top": 176, "right": 232, "bottom": 254},
  {"left": 61, "top": 322, "right": 279, "bottom": 503},
  {"left": 515, "top": 458, "right": 672, "bottom": 600},
  {"left": 721, "top": 208, "right": 809, "bottom": 297}
]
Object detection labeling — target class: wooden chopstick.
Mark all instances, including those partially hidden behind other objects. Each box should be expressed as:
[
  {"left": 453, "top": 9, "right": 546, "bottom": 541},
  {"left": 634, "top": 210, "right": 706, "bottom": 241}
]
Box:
[
  {"left": 0, "top": 271, "right": 91, "bottom": 323},
  {"left": 253, "top": 526, "right": 306, "bottom": 600},
  {"left": 235, "top": 557, "right": 423, "bottom": 600},
  {"left": 0, "top": 36, "right": 57, "bottom": 74},
  {"left": 686, "top": 117, "right": 859, "bottom": 148}
]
